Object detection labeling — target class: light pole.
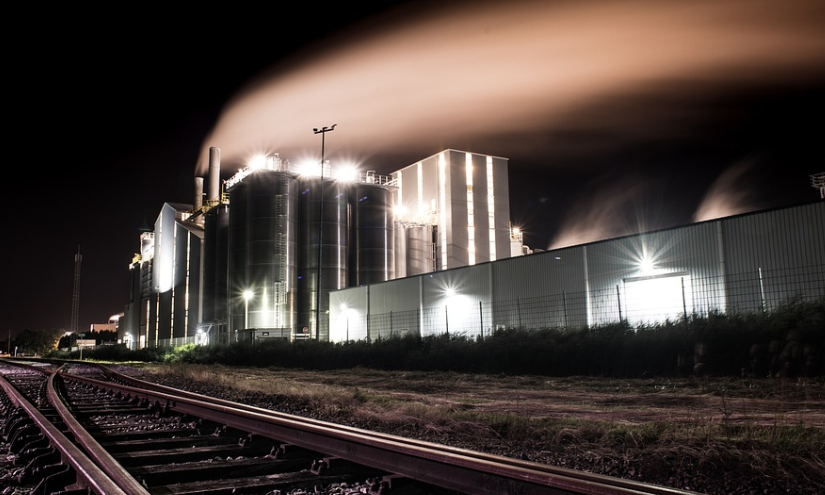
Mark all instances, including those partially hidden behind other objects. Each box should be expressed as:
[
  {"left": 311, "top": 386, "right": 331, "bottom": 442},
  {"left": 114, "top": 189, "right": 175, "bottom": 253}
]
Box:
[
  {"left": 312, "top": 124, "right": 336, "bottom": 340},
  {"left": 243, "top": 290, "right": 253, "bottom": 331}
]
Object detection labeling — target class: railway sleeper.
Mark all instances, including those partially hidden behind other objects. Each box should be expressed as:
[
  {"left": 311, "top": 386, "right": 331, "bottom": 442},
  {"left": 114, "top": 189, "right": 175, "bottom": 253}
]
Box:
[
  {"left": 129, "top": 455, "right": 311, "bottom": 486},
  {"left": 151, "top": 471, "right": 370, "bottom": 495},
  {"left": 111, "top": 441, "right": 277, "bottom": 467},
  {"left": 100, "top": 432, "right": 251, "bottom": 453},
  {"left": 150, "top": 467, "right": 387, "bottom": 495},
  {"left": 82, "top": 416, "right": 201, "bottom": 441}
]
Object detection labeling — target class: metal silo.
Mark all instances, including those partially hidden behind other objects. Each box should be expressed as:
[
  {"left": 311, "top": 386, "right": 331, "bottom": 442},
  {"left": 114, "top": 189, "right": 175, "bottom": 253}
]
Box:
[
  {"left": 227, "top": 178, "right": 249, "bottom": 339},
  {"left": 394, "top": 222, "right": 408, "bottom": 279},
  {"left": 405, "top": 224, "right": 436, "bottom": 276},
  {"left": 202, "top": 204, "right": 229, "bottom": 326},
  {"left": 298, "top": 177, "right": 349, "bottom": 340},
  {"left": 245, "top": 170, "right": 299, "bottom": 337},
  {"left": 226, "top": 169, "right": 299, "bottom": 340},
  {"left": 349, "top": 183, "right": 395, "bottom": 286}
]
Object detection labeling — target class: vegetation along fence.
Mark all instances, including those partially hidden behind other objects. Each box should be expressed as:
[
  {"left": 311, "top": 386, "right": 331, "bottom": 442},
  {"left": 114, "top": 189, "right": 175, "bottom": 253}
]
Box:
[{"left": 344, "top": 264, "right": 825, "bottom": 342}]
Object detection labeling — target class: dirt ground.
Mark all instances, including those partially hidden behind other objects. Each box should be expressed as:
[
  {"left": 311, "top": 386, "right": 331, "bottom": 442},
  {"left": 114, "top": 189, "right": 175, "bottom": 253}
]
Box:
[
  {"left": 5, "top": 364, "right": 824, "bottom": 495},
  {"left": 174, "top": 366, "right": 825, "bottom": 429}
]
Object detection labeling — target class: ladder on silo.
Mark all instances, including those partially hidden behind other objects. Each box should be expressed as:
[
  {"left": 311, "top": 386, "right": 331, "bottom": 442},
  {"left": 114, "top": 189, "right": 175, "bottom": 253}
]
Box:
[{"left": 272, "top": 179, "right": 289, "bottom": 328}]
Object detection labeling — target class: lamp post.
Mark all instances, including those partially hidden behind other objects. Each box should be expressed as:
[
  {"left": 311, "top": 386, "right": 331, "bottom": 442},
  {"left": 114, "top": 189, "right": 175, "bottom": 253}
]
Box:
[
  {"left": 312, "top": 124, "right": 336, "bottom": 340},
  {"left": 243, "top": 290, "right": 253, "bottom": 331}
]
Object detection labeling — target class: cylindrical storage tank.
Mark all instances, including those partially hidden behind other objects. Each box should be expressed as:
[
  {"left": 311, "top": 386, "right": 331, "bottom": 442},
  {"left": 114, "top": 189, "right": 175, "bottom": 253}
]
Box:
[
  {"left": 349, "top": 183, "right": 395, "bottom": 286},
  {"left": 298, "top": 177, "right": 349, "bottom": 341},
  {"left": 394, "top": 222, "right": 408, "bottom": 279},
  {"left": 202, "top": 205, "right": 229, "bottom": 324},
  {"left": 227, "top": 180, "right": 249, "bottom": 338},
  {"left": 245, "top": 170, "right": 299, "bottom": 333},
  {"left": 406, "top": 224, "right": 435, "bottom": 276}
]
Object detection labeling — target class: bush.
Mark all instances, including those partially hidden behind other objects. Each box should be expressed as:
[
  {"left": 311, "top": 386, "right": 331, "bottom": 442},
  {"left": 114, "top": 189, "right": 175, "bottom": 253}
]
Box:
[{"left": 73, "top": 299, "right": 825, "bottom": 378}]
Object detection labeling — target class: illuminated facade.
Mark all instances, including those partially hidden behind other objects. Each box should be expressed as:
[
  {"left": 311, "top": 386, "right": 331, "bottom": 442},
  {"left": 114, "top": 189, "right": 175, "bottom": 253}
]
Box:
[
  {"left": 121, "top": 148, "right": 513, "bottom": 347},
  {"left": 391, "top": 150, "right": 512, "bottom": 274},
  {"left": 121, "top": 145, "right": 822, "bottom": 347},
  {"left": 122, "top": 203, "right": 203, "bottom": 348},
  {"left": 329, "top": 201, "right": 825, "bottom": 342}
]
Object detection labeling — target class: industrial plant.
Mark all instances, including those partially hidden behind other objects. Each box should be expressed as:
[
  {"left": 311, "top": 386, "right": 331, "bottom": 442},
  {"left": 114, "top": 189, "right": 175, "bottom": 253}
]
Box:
[{"left": 118, "top": 149, "right": 825, "bottom": 349}]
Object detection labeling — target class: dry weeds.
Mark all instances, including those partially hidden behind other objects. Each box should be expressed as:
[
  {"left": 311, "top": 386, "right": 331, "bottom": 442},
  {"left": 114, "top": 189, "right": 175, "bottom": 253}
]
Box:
[{"left": 127, "top": 364, "right": 825, "bottom": 494}]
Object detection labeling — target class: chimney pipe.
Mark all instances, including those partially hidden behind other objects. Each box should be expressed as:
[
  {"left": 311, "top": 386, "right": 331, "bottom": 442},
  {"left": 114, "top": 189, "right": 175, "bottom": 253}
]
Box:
[
  {"left": 208, "top": 146, "right": 221, "bottom": 203},
  {"left": 194, "top": 177, "right": 204, "bottom": 211},
  {"left": 194, "top": 177, "right": 204, "bottom": 225}
]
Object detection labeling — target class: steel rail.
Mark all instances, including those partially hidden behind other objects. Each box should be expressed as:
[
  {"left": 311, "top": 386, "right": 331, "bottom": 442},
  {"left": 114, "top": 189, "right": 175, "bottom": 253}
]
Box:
[
  {"left": 60, "top": 365, "right": 702, "bottom": 495},
  {"left": 0, "top": 366, "right": 133, "bottom": 495},
  {"left": 89, "top": 362, "right": 698, "bottom": 495},
  {"left": 46, "top": 365, "right": 151, "bottom": 495}
]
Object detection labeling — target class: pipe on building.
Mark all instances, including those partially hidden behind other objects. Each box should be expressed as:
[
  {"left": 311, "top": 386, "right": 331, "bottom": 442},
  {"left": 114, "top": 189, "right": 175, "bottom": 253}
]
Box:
[{"left": 208, "top": 146, "right": 221, "bottom": 202}]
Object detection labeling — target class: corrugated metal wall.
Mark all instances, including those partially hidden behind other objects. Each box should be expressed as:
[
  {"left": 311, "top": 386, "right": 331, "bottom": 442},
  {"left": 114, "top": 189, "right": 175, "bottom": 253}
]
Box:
[
  {"left": 721, "top": 201, "right": 825, "bottom": 313},
  {"left": 328, "top": 201, "right": 824, "bottom": 342}
]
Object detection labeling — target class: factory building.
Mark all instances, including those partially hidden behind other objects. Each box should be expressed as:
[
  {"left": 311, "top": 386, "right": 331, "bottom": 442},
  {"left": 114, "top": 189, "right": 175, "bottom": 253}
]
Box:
[
  {"left": 123, "top": 202, "right": 203, "bottom": 349},
  {"left": 120, "top": 145, "right": 823, "bottom": 349},
  {"left": 121, "top": 148, "right": 515, "bottom": 347},
  {"left": 329, "top": 200, "right": 825, "bottom": 342}
]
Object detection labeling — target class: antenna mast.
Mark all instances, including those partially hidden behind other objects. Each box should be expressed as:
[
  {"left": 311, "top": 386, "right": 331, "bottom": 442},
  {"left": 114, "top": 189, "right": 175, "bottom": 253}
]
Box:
[{"left": 71, "top": 245, "right": 82, "bottom": 332}]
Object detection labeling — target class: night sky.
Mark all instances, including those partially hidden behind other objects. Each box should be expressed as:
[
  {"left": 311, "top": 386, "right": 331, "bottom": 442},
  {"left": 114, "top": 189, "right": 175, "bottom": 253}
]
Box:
[{"left": 4, "top": 0, "right": 824, "bottom": 338}]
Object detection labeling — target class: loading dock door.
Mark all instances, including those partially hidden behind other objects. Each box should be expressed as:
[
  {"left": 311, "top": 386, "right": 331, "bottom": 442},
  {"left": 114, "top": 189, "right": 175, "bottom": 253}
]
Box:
[{"left": 623, "top": 272, "right": 692, "bottom": 326}]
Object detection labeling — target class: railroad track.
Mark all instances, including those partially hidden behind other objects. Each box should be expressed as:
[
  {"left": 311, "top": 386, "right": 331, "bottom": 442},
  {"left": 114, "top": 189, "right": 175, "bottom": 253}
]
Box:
[{"left": 1, "top": 358, "right": 703, "bottom": 495}]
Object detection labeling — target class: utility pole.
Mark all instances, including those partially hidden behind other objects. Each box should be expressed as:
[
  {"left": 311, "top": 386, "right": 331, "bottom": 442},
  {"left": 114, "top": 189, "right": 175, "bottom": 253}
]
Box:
[
  {"left": 312, "top": 124, "right": 336, "bottom": 340},
  {"left": 71, "top": 245, "right": 82, "bottom": 333}
]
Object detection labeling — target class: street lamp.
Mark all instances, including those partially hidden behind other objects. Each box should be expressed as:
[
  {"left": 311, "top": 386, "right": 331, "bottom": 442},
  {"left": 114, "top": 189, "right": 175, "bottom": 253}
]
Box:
[
  {"left": 312, "top": 124, "right": 336, "bottom": 340},
  {"left": 243, "top": 290, "right": 254, "bottom": 330}
]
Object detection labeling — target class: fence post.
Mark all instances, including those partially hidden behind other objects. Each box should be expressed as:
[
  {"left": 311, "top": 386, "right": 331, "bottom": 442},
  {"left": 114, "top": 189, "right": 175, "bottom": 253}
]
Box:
[
  {"left": 517, "top": 297, "right": 522, "bottom": 328},
  {"left": 562, "top": 291, "right": 568, "bottom": 327},
  {"left": 758, "top": 267, "right": 766, "bottom": 313},
  {"left": 445, "top": 305, "right": 449, "bottom": 336},
  {"left": 616, "top": 285, "right": 623, "bottom": 323},
  {"left": 479, "top": 301, "right": 484, "bottom": 339},
  {"left": 681, "top": 277, "right": 688, "bottom": 319}
]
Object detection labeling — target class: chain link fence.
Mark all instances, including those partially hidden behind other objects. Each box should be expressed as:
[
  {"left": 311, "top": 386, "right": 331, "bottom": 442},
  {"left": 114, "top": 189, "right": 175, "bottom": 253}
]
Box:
[{"left": 348, "top": 264, "right": 825, "bottom": 342}]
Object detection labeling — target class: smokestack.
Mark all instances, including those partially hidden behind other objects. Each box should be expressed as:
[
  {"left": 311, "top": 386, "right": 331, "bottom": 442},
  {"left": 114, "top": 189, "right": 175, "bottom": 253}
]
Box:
[
  {"left": 208, "top": 146, "right": 221, "bottom": 203},
  {"left": 194, "top": 177, "right": 204, "bottom": 211},
  {"left": 194, "top": 177, "right": 204, "bottom": 226}
]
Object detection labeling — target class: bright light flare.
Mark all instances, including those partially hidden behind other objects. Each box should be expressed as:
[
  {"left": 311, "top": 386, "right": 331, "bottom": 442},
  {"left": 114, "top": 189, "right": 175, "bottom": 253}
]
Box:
[
  {"left": 247, "top": 154, "right": 267, "bottom": 170},
  {"left": 638, "top": 254, "right": 656, "bottom": 275},
  {"left": 334, "top": 163, "right": 359, "bottom": 182}
]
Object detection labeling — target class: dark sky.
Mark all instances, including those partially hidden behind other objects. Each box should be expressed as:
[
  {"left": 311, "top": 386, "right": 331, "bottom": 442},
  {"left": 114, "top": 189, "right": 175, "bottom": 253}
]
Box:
[{"left": 4, "top": 0, "right": 825, "bottom": 338}]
